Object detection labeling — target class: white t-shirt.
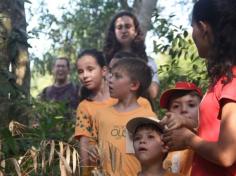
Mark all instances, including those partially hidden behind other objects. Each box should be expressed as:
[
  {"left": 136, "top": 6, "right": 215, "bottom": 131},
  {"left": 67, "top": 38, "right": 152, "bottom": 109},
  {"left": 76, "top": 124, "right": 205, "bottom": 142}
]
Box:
[{"left": 147, "top": 57, "right": 159, "bottom": 84}]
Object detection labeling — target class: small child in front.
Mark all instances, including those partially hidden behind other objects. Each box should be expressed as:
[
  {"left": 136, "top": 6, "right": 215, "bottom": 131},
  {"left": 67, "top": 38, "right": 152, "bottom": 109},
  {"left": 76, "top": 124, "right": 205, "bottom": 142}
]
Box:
[{"left": 126, "top": 116, "right": 183, "bottom": 176}]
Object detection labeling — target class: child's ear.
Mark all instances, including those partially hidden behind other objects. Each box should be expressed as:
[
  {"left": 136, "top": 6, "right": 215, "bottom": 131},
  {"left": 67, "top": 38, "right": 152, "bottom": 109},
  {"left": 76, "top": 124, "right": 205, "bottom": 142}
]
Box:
[{"left": 130, "top": 80, "right": 140, "bottom": 92}]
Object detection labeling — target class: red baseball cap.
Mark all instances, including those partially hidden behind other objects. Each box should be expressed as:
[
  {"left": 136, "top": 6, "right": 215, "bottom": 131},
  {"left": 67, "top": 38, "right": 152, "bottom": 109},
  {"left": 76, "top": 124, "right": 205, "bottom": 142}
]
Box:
[{"left": 160, "top": 82, "right": 202, "bottom": 109}]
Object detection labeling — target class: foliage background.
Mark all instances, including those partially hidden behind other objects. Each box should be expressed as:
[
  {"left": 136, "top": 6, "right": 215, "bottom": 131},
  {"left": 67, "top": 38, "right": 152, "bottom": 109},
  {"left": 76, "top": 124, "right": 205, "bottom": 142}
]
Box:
[{"left": 0, "top": 0, "right": 209, "bottom": 175}]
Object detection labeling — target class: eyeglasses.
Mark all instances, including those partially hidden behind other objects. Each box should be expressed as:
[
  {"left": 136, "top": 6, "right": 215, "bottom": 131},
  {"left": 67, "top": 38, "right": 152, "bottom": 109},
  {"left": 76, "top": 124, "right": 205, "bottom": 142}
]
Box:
[{"left": 115, "top": 24, "right": 134, "bottom": 30}]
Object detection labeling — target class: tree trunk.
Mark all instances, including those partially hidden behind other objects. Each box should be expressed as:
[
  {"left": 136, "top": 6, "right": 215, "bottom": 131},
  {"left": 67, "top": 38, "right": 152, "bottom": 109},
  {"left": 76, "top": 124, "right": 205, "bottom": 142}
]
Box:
[
  {"left": 132, "top": 0, "right": 158, "bottom": 37},
  {"left": 119, "top": 0, "right": 158, "bottom": 37},
  {"left": 0, "top": 0, "right": 30, "bottom": 127},
  {"left": 10, "top": 0, "right": 30, "bottom": 97},
  {"left": 0, "top": 0, "right": 13, "bottom": 127}
]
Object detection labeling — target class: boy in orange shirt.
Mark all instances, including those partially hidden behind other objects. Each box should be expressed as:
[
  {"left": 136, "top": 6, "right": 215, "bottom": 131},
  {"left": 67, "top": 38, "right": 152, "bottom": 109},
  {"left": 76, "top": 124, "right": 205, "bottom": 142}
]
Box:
[
  {"left": 160, "top": 82, "right": 202, "bottom": 175},
  {"left": 89, "top": 58, "right": 156, "bottom": 176},
  {"left": 109, "top": 51, "right": 153, "bottom": 111}
]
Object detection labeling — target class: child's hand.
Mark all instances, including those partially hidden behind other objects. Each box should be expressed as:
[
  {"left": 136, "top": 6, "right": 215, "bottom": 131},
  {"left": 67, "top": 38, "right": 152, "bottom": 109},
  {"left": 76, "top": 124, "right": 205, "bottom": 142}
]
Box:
[
  {"left": 160, "top": 135, "right": 170, "bottom": 153},
  {"left": 160, "top": 112, "right": 186, "bottom": 131},
  {"left": 162, "top": 127, "right": 194, "bottom": 151}
]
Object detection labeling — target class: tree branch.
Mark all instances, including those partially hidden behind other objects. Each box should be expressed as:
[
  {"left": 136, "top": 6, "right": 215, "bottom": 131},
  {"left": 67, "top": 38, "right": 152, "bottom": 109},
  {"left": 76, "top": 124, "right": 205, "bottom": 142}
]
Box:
[
  {"left": 119, "top": 0, "right": 130, "bottom": 10},
  {"left": 132, "top": 0, "right": 158, "bottom": 37}
]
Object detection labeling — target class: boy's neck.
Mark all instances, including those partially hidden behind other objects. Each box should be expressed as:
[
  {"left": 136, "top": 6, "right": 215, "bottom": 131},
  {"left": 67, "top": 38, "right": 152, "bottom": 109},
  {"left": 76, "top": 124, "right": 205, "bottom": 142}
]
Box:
[
  {"left": 139, "top": 162, "right": 166, "bottom": 176},
  {"left": 91, "top": 79, "right": 110, "bottom": 101},
  {"left": 114, "top": 95, "right": 140, "bottom": 112}
]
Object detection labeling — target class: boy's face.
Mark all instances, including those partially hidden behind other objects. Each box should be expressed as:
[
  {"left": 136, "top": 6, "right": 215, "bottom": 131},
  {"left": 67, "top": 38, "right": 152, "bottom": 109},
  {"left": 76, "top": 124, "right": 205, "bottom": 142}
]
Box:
[
  {"left": 108, "top": 58, "right": 118, "bottom": 75},
  {"left": 109, "top": 67, "right": 134, "bottom": 99},
  {"left": 169, "top": 94, "right": 201, "bottom": 122},
  {"left": 133, "top": 127, "right": 164, "bottom": 165}
]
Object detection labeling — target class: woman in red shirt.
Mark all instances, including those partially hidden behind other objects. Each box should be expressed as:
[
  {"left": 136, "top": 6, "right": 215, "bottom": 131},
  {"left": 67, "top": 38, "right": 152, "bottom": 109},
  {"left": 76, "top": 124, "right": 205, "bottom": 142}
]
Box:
[{"left": 162, "top": 0, "right": 236, "bottom": 175}]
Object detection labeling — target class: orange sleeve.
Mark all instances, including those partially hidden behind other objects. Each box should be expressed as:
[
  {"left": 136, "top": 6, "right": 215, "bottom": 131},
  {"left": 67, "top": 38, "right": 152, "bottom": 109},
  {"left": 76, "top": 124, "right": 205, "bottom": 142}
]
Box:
[
  {"left": 74, "top": 101, "right": 96, "bottom": 139},
  {"left": 137, "top": 97, "right": 153, "bottom": 111}
]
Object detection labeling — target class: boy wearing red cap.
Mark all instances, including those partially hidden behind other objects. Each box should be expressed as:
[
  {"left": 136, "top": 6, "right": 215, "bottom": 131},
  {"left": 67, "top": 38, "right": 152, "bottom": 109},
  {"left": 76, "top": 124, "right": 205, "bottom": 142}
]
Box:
[{"left": 160, "top": 82, "right": 202, "bottom": 175}]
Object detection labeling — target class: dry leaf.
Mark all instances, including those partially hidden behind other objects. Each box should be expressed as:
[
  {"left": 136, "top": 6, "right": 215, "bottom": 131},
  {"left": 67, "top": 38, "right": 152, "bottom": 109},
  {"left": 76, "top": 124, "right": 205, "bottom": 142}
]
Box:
[
  {"left": 119, "top": 153, "right": 122, "bottom": 172},
  {"left": 48, "top": 140, "right": 55, "bottom": 166},
  {"left": 0, "top": 160, "right": 5, "bottom": 176},
  {"left": 9, "top": 121, "right": 27, "bottom": 136},
  {"left": 30, "top": 147, "right": 38, "bottom": 173},
  {"left": 72, "top": 148, "right": 77, "bottom": 173},
  {"left": 56, "top": 150, "right": 72, "bottom": 175},
  {"left": 78, "top": 152, "right": 81, "bottom": 176},
  {"left": 41, "top": 140, "right": 47, "bottom": 173},
  {"left": 66, "top": 145, "right": 71, "bottom": 166},
  {"left": 10, "top": 158, "right": 21, "bottom": 176},
  {"left": 108, "top": 143, "right": 116, "bottom": 173},
  {"left": 59, "top": 142, "right": 66, "bottom": 176}
]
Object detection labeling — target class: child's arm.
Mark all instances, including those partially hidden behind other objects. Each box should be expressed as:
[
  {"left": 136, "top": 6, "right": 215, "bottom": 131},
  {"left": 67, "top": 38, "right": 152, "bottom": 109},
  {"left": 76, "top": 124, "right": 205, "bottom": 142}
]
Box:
[
  {"left": 160, "top": 112, "right": 197, "bottom": 131},
  {"left": 79, "top": 137, "right": 99, "bottom": 166},
  {"left": 162, "top": 101, "right": 236, "bottom": 167},
  {"left": 79, "top": 136, "right": 90, "bottom": 166},
  {"left": 75, "top": 102, "right": 98, "bottom": 166}
]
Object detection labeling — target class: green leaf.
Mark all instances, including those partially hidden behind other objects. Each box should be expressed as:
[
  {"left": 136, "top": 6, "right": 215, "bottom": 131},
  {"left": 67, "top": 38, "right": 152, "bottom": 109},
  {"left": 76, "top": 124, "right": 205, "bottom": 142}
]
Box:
[{"left": 183, "top": 30, "right": 188, "bottom": 38}]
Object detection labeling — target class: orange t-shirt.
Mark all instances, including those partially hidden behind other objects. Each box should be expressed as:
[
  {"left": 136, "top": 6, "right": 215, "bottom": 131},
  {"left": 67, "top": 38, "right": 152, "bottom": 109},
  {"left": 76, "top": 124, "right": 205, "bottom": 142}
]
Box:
[
  {"left": 163, "top": 149, "right": 194, "bottom": 176},
  {"left": 164, "top": 171, "right": 184, "bottom": 176},
  {"left": 94, "top": 106, "right": 156, "bottom": 176},
  {"left": 74, "top": 97, "right": 152, "bottom": 138},
  {"left": 137, "top": 97, "right": 152, "bottom": 111},
  {"left": 75, "top": 98, "right": 117, "bottom": 138},
  {"left": 137, "top": 171, "right": 183, "bottom": 176}
]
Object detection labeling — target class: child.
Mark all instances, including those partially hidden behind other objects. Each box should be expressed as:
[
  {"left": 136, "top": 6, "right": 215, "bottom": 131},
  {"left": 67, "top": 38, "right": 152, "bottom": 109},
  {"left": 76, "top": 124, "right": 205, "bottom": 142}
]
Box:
[
  {"left": 162, "top": 0, "right": 236, "bottom": 175},
  {"left": 103, "top": 10, "right": 159, "bottom": 99},
  {"left": 109, "top": 51, "right": 153, "bottom": 111},
  {"left": 159, "top": 82, "right": 202, "bottom": 175},
  {"left": 74, "top": 49, "right": 117, "bottom": 168},
  {"left": 91, "top": 58, "right": 156, "bottom": 175},
  {"left": 126, "top": 116, "right": 183, "bottom": 176}
]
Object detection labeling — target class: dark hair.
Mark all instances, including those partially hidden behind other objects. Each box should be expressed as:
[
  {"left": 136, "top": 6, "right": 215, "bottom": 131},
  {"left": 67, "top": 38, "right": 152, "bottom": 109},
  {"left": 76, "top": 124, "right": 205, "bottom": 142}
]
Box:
[
  {"left": 103, "top": 10, "right": 147, "bottom": 64},
  {"left": 77, "top": 49, "right": 107, "bottom": 68},
  {"left": 112, "top": 58, "right": 152, "bottom": 97},
  {"left": 54, "top": 57, "right": 70, "bottom": 69},
  {"left": 192, "top": 0, "right": 236, "bottom": 85},
  {"left": 77, "top": 49, "right": 107, "bottom": 101}
]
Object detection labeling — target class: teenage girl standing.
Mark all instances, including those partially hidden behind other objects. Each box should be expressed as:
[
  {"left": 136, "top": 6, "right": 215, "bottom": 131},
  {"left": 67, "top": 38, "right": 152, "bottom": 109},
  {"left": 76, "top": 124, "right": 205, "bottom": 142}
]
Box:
[{"left": 103, "top": 11, "right": 159, "bottom": 99}]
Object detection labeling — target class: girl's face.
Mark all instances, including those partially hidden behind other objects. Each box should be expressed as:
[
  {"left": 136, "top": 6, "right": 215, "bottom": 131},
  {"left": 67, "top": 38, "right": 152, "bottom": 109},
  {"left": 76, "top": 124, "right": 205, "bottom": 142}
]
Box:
[
  {"left": 109, "top": 67, "right": 133, "bottom": 99},
  {"left": 133, "top": 127, "right": 164, "bottom": 165},
  {"left": 114, "top": 16, "right": 137, "bottom": 47},
  {"left": 192, "top": 21, "right": 213, "bottom": 58},
  {"left": 77, "top": 55, "right": 106, "bottom": 91},
  {"left": 169, "top": 94, "right": 201, "bottom": 123}
]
